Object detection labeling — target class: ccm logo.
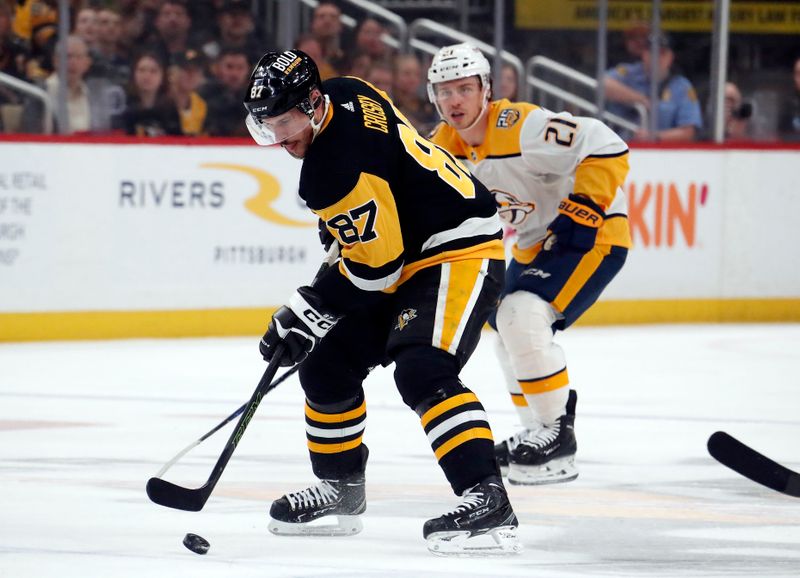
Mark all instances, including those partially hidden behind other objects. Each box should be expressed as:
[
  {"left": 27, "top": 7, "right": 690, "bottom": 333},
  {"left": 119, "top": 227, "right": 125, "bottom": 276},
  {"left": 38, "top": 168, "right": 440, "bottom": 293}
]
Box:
[{"left": 303, "top": 309, "right": 335, "bottom": 331}]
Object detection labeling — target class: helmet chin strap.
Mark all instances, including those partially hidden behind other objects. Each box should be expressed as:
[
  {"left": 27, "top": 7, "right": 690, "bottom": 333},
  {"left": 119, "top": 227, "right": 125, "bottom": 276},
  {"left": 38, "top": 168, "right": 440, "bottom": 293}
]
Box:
[{"left": 310, "top": 95, "right": 330, "bottom": 142}]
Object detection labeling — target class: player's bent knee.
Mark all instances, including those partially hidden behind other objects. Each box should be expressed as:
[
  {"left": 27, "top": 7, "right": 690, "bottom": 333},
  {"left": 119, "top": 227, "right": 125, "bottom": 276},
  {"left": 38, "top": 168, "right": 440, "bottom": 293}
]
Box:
[
  {"left": 299, "top": 355, "right": 365, "bottom": 405},
  {"left": 393, "top": 346, "right": 463, "bottom": 410},
  {"left": 495, "top": 291, "right": 557, "bottom": 352}
]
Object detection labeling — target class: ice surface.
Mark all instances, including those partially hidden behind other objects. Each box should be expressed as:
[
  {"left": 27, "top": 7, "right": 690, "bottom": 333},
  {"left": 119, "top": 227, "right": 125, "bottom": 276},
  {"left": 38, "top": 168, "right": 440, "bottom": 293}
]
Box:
[{"left": 1, "top": 324, "right": 799, "bottom": 577}]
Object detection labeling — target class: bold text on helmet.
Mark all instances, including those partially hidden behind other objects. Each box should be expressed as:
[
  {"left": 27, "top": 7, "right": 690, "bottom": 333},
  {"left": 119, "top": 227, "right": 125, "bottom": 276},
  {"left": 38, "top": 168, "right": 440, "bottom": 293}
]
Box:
[{"left": 272, "top": 51, "right": 301, "bottom": 75}]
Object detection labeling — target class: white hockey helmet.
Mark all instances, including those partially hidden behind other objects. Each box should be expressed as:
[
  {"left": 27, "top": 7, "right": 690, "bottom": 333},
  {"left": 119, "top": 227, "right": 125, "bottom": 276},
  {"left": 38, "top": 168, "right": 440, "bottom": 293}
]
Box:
[{"left": 427, "top": 43, "right": 492, "bottom": 123}]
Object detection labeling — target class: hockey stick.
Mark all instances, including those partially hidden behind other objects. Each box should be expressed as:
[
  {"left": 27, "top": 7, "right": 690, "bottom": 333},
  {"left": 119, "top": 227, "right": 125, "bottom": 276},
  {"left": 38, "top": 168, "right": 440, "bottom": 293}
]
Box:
[
  {"left": 153, "top": 364, "right": 301, "bottom": 479},
  {"left": 707, "top": 431, "right": 800, "bottom": 498},
  {"left": 146, "top": 243, "right": 340, "bottom": 512}
]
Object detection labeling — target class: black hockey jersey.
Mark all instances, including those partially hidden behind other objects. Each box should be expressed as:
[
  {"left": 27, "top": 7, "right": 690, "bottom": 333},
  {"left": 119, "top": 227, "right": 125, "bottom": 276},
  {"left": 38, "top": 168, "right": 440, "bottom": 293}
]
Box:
[{"left": 302, "top": 77, "right": 504, "bottom": 315}]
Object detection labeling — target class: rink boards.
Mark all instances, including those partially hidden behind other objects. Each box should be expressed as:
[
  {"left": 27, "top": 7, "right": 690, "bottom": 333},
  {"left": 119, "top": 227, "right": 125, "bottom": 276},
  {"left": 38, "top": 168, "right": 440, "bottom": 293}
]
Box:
[{"left": 1, "top": 138, "right": 798, "bottom": 340}]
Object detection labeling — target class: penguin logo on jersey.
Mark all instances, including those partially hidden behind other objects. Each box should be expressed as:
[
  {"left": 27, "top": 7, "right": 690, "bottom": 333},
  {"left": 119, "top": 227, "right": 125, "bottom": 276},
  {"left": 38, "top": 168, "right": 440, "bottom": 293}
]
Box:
[
  {"left": 394, "top": 308, "right": 418, "bottom": 331},
  {"left": 497, "top": 109, "right": 521, "bottom": 128},
  {"left": 493, "top": 190, "right": 535, "bottom": 225}
]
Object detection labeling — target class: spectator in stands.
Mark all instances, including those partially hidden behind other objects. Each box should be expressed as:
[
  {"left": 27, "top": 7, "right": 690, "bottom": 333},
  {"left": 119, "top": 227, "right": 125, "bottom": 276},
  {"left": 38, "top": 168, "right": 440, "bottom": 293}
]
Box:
[
  {"left": 145, "top": 0, "right": 200, "bottom": 65},
  {"left": 391, "top": 53, "right": 437, "bottom": 134},
  {"left": 365, "top": 58, "right": 393, "bottom": 96},
  {"left": 779, "top": 56, "right": 800, "bottom": 142},
  {"left": 721, "top": 81, "right": 752, "bottom": 140},
  {"left": 353, "top": 16, "right": 390, "bottom": 64},
  {"left": 118, "top": 0, "right": 153, "bottom": 58},
  {"left": 0, "top": 2, "right": 28, "bottom": 83},
  {"left": 21, "top": 35, "right": 122, "bottom": 133},
  {"left": 122, "top": 50, "right": 181, "bottom": 136},
  {"left": 179, "top": 47, "right": 207, "bottom": 94},
  {"left": 73, "top": 6, "right": 98, "bottom": 51},
  {"left": 200, "top": 45, "right": 250, "bottom": 136},
  {"left": 11, "top": 0, "right": 57, "bottom": 47},
  {"left": 347, "top": 51, "right": 372, "bottom": 79},
  {"left": 89, "top": 7, "right": 130, "bottom": 86},
  {"left": 202, "top": 0, "right": 264, "bottom": 65},
  {"left": 498, "top": 62, "right": 519, "bottom": 101},
  {"left": 13, "top": 0, "right": 58, "bottom": 80},
  {"left": 187, "top": 0, "right": 224, "bottom": 47},
  {"left": 309, "top": 0, "right": 346, "bottom": 76},
  {"left": 622, "top": 23, "right": 649, "bottom": 59},
  {"left": 168, "top": 50, "right": 207, "bottom": 136},
  {"left": 604, "top": 32, "right": 702, "bottom": 142},
  {"left": 296, "top": 33, "right": 337, "bottom": 80},
  {"left": 0, "top": 2, "right": 28, "bottom": 131}
]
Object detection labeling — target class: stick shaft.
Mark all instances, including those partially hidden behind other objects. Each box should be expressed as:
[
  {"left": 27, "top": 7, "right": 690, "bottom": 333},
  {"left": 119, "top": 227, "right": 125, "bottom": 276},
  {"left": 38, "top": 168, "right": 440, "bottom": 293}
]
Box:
[
  {"left": 146, "top": 244, "right": 340, "bottom": 511},
  {"left": 153, "top": 364, "right": 301, "bottom": 478}
]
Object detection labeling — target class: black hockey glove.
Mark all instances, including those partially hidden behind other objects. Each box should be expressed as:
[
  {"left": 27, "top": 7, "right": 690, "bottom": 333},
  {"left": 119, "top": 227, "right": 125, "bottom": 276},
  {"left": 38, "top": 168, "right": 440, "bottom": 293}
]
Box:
[
  {"left": 317, "top": 218, "right": 336, "bottom": 251},
  {"left": 545, "top": 194, "right": 605, "bottom": 253},
  {"left": 260, "top": 286, "right": 340, "bottom": 367}
]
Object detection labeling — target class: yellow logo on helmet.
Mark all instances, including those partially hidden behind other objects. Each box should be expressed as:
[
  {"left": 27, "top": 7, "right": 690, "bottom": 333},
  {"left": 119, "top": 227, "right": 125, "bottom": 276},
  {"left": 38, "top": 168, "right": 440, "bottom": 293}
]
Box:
[{"left": 271, "top": 51, "right": 302, "bottom": 75}]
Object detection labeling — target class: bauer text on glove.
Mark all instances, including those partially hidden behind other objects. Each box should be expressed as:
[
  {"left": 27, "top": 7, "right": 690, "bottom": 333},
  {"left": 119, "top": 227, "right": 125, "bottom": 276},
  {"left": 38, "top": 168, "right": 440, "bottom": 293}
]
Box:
[{"left": 545, "top": 194, "right": 605, "bottom": 252}]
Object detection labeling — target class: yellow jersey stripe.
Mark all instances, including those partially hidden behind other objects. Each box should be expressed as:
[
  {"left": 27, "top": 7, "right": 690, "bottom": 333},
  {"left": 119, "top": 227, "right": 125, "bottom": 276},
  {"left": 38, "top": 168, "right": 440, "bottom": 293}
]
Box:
[
  {"left": 519, "top": 368, "right": 570, "bottom": 395},
  {"left": 597, "top": 216, "right": 632, "bottom": 248},
  {"left": 420, "top": 392, "right": 479, "bottom": 428},
  {"left": 574, "top": 152, "right": 630, "bottom": 211},
  {"left": 437, "top": 259, "right": 485, "bottom": 354},
  {"left": 511, "top": 240, "right": 544, "bottom": 265},
  {"left": 433, "top": 427, "right": 494, "bottom": 460},
  {"left": 552, "top": 244, "right": 613, "bottom": 312},
  {"left": 395, "top": 239, "right": 505, "bottom": 290},
  {"left": 307, "top": 435, "right": 364, "bottom": 454},
  {"left": 305, "top": 400, "right": 367, "bottom": 423},
  {"left": 511, "top": 393, "right": 528, "bottom": 407}
]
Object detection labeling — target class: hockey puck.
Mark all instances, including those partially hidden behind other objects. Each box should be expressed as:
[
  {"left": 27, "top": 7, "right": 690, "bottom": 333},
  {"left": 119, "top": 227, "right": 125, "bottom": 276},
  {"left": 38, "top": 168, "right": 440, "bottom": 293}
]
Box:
[{"left": 182, "top": 533, "right": 210, "bottom": 555}]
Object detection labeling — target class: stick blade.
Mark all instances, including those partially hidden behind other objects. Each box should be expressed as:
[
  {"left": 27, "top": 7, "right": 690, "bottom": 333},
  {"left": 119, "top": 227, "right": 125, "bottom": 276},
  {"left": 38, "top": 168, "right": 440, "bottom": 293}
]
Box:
[
  {"left": 146, "top": 477, "right": 210, "bottom": 512},
  {"left": 707, "top": 431, "right": 799, "bottom": 497}
]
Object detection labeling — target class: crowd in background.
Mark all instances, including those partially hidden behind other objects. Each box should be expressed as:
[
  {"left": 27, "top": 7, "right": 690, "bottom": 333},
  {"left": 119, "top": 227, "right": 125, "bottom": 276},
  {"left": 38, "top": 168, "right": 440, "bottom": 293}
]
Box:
[{"left": 1, "top": 0, "right": 799, "bottom": 142}]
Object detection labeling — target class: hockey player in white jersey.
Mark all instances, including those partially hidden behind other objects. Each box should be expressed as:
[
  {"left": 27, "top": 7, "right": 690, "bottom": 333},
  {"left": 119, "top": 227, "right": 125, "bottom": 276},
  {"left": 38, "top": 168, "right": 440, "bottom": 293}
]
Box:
[{"left": 428, "top": 43, "right": 631, "bottom": 485}]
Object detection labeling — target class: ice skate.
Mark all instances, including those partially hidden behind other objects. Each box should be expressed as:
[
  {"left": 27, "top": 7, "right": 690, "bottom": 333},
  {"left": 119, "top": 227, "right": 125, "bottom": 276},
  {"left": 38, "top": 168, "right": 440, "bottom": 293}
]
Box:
[
  {"left": 423, "top": 475, "right": 521, "bottom": 556},
  {"left": 268, "top": 475, "right": 366, "bottom": 536},
  {"left": 508, "top": 389, "right": 578, "bottom": 486},
  {"left": 494, "top": 429, "right": 530, "bottom": 477}
]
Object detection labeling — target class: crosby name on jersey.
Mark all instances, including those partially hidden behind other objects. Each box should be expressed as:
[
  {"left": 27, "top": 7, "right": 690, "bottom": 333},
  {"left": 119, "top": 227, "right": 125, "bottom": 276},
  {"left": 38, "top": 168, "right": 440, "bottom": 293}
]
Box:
[
  {"left": 303, "top": 77, "right": 505, "bottom": 314},
  {"left": 429, "top": 99, "right": 631, "bottom": 262}
]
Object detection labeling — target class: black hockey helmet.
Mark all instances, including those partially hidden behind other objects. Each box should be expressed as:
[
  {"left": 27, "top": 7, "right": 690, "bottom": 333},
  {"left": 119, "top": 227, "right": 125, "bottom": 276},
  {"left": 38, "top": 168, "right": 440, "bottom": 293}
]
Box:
[{"left": 244, "top": 49, "right": 321, "bottom": 122}]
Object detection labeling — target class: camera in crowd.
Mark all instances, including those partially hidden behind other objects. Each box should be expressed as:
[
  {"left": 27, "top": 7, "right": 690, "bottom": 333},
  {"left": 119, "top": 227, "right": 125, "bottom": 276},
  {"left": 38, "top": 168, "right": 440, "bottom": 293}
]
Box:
[{"left": 732, "top": 102, "right": 753, "bottom": 120}]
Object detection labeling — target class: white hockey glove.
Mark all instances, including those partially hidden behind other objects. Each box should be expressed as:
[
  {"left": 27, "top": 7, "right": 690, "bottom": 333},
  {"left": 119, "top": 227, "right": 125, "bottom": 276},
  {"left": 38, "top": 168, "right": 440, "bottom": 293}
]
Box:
[{"left": 260, "top": 286, "right": 340, "bottom": 367}]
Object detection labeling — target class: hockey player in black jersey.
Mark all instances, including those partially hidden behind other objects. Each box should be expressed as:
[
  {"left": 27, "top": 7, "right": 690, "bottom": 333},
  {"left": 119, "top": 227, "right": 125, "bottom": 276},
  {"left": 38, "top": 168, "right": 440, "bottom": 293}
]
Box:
[{"left": 244, "top": 50, "right": 520, "bottom": 555}]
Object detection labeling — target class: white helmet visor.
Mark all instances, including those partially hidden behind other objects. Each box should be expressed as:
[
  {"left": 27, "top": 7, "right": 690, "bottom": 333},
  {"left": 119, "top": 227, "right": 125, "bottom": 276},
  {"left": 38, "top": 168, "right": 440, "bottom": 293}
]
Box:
[{"left": 245, "top": 107, "right": 312, "bottom": 146}]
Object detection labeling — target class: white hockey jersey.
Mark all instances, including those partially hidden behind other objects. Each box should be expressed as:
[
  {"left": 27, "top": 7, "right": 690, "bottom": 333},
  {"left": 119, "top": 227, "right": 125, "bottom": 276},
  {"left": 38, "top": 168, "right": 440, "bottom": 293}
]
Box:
[{"left": 429, "top": 99, "right": 631, "bottom": 263}]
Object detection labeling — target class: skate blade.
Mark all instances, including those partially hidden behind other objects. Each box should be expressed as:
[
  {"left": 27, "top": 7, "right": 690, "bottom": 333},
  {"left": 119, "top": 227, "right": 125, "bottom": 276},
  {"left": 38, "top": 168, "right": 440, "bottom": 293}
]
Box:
[
  {"left": 508, "top": 456, "right": 578, "bottom": 486},
  {"left": 268, "top": 514, "right": 363, "bottom": 537},
  {"left": 426, "top": 526, "right": 522, "bottom": 557}
]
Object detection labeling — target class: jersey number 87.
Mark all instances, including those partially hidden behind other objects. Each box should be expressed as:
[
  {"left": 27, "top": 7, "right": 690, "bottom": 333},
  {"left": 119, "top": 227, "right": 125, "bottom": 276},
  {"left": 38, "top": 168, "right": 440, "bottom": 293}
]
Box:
[
  {"left": 397, "top": 123, "right": 476, "bottom": 199},
  {"left": 326, "top": 199, "right": 379, "bottom": 245}
]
